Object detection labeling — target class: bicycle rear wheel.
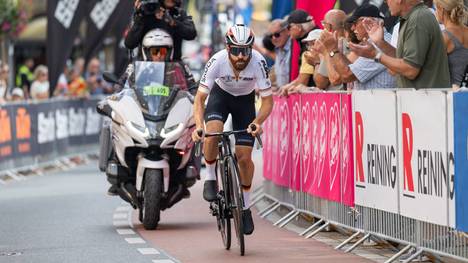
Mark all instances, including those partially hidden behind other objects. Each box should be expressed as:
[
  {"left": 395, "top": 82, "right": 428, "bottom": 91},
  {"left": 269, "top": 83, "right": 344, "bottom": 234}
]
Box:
[
  {"left": 216, "top": 160, "right": 231, "bottom": 250},
  {"left": 226, "top": 157, "right": 245, "bottom": 256}
]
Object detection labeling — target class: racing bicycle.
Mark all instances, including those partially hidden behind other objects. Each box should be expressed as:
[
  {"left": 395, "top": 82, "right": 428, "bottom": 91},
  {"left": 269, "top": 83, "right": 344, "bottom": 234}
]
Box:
[{"left": 195, "top": 126, "right": 262, "bottom": 256}]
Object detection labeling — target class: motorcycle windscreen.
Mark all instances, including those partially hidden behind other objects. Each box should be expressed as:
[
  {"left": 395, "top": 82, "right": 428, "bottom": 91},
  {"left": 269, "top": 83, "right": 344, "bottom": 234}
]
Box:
[{"left": 134, "top": 61, "right": 188, "bottom": 117}]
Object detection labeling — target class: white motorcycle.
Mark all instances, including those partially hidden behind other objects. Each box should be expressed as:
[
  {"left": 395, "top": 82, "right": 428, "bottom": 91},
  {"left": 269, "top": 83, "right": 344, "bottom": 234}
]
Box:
[{"left": 97, "top": 61, "right": 198, "bottom": 230}]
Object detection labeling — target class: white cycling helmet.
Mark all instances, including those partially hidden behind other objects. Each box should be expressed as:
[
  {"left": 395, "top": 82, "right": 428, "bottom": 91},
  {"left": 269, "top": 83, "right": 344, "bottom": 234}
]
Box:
[
  {"left": 225, "top": 24, "right": 255, "bottom": 46},
  {"left": 141, "top": 28, "right": 174, "bottom": 61}
]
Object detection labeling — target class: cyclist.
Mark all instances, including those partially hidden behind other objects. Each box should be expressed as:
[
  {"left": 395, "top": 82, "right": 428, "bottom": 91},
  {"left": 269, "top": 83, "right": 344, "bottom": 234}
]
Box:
[{"left": 192, "top": 24, "right": 274, "bottom": 235}]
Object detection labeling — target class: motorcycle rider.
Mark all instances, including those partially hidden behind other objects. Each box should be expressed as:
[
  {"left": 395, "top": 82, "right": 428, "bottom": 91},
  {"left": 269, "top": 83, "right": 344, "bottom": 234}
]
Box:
[
  {"left": 102, "top": 28, "right": 200, "bottom": 196},
  {"left": 192, "top": 25, "right": 274, "bottom": 235},
  {"left": 125, "top": 0, "right": 197, "bottom": 61}
]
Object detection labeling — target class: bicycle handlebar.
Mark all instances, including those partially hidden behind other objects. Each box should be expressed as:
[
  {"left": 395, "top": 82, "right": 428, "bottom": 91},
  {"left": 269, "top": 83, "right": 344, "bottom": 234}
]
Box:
[{"left": 194, "top": 127, "right": 263, "bottom": 157}]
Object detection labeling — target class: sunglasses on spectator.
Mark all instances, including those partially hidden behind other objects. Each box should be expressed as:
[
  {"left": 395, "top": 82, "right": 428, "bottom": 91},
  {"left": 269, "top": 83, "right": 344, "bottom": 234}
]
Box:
[
  {"left": 270, "top": 28, "right": 286, "bottom": 38},
  {"left": 150, "top": 47, "right": 168, "bottom": 57},
  {"left": 229, "top": 46, "right": 252, "bottom": 57}
]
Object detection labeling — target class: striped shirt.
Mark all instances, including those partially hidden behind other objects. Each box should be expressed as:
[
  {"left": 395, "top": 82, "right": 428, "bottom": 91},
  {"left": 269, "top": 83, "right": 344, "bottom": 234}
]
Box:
[{"left": 349, "top": 32, "right": 396, "bottom": 90}]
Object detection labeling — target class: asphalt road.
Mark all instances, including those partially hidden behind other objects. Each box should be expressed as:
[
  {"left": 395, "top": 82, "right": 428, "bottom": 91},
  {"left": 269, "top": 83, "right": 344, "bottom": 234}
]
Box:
[
  {"left": 0, "top": 155, "right": 371, "bottom": 263},
  {"left": 0, "top": 162, "right": 172, "bottom": 263}
]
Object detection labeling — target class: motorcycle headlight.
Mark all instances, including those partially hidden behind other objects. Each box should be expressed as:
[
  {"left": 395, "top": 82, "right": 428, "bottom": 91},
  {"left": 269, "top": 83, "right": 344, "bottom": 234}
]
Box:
[
  {"left": 164, "top": 123, "right": 180, "bottom": 133},
  {"left": 131, "top": 121, "right": 146, "bottom": 133},
  {"left": 160, "top": 123, "right": 184, "bottom": 138}
]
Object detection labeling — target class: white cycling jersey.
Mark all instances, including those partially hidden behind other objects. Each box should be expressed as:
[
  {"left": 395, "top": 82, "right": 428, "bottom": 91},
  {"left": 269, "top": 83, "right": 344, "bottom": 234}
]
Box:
[{"left": 198, "top": 49, "right": 272, "bottom": 97}]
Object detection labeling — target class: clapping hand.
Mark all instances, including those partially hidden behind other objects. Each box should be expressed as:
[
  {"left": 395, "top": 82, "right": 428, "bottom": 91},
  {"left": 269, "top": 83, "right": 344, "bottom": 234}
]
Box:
[
  {"left": 363, "top": 18, "right": 384, "bottom": 45},
  {"left": 348, "top": 41, "right": 377, "bottom": 59},
  {"left": 319, "top": 30, "right": 339, "bottom": 52}
]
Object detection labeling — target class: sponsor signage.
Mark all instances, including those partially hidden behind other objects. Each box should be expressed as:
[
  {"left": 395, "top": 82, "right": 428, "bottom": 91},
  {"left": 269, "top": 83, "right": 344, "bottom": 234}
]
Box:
[
  {"left": 398, "top": 90, "right": 454, "bottom": 226},
  {"left": 0, "top": 99, "right": 102, "bottom": 164},
  {"left": 353, "top": 90, "right": 399, "bottom": 213}
]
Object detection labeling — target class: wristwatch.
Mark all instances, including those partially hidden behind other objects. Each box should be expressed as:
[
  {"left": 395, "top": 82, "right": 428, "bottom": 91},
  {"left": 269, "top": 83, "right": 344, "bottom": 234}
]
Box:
[
  {"left": 329, "top": 50, "right": 339, "bottom": 58},
  {"left": 374, "top": 51, "right": 383, "bottom": 63}
]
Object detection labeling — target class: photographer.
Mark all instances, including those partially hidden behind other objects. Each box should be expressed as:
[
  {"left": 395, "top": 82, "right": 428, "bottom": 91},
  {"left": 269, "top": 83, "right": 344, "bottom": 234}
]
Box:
[{"left": 125, "top": 0, "right": 197, "bottom": 61}]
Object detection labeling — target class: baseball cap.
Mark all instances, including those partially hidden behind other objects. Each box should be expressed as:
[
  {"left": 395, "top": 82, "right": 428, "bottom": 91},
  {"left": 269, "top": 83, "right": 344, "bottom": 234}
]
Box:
[
  {"left": 302, "top": 29, "right": 323, "bottom": 42},
  {"left": 281, "top": 9, "right": 313, "bottom": 27},
  {"left": 11, "top": 88, "right": 24, "bottom": 98},
  {"left": 348, "top": 4, "right": 384, "bottom": 24}
]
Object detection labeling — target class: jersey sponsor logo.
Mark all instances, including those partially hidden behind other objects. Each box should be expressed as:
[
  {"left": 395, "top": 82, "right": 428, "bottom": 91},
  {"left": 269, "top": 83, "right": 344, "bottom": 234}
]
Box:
[
  {"left": 201, "top": 58, "right": 216, "bottom": 84},
  {"left": 259, "top": 60, "right": 270, "bottom": 79},
  {"left": 220, "top": 75, "right": 234, "bottom": 82}
]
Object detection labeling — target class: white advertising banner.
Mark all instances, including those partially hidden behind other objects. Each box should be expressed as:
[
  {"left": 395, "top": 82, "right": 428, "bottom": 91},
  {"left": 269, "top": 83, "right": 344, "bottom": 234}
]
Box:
[
  {"left": 353, "top": 90, "right": 399, "bottom": 213},
  {"left": 397, "top": 90, "right": 452, "bottom": 226}
]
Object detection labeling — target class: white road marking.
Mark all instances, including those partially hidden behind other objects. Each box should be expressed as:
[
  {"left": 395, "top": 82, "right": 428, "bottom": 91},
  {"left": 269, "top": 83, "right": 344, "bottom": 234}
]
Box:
[
  {"left": 137, "top": 248, "right": 160, "bottom": 255},
  {"left": 152, "top": 260, "right": 175, "bottom": 263},
  {"left": 125, "top": 237, "right": 146, "bottom": 244},
  {"left": 113, "top": 213, "right": 128, "bottom": 220},
  {"left": 116, "top": 228, "right": 135, "bottom": 235},
  {"left": 113, "top": 220, "right": 129, "bottom": 227},
  {"left": 115, "top": 206, "right": 131, "bottom": 212}
]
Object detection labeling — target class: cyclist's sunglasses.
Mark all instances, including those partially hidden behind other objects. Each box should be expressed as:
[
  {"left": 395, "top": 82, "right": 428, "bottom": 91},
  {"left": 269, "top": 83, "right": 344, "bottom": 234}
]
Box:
[
  {"left": 229, "top": 46, "right": 252, "bottom": 57},
  {"left": 149, "top": 47, "right": 168, "bottom": 57}
]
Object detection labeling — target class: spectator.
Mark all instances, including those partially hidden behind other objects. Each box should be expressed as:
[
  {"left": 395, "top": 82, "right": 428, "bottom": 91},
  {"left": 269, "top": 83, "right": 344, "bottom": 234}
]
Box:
[
  {"left": 253, "top": 34, "right": 276, "bottom": 67},
  {"left": 10, "top": 87, "right": 25, "bottom": 102},
  {"left": 313, "top": 9, "right": 347, "bottom": 90},
  {"left": 53, "top": 63, "right": 71, "bottom": 97},
  {"left": 349, "top": 0, "right": 451, "bottom": 89},
  {"left": 15, "top": 58, "right": 34, "bottom": 99},
  {"left": 434, "top": 0, "right": 468, "bottom": 88},
  {"left": 318, "top": 4, "right": 396, "bottom": 90},
  {"left": 87, "top": 74, "right": 106, "bottom": 95},
  {"left": 73, "top": 57, "right": 85, "bottom": 77},
  {"left": 68, "top": 69, "right": 89, "bottom": 98},
  {"left": 279, "top": 10, "right": 317, "bottom": 93},
  {"left": 30, "top": 65, "right": 50, "bottom": 100},
  {"left": 85, "top": 58, "right": 112, "bottom": 95},
  {"left": 391, "top": 0, "right": 439, "bottom": 48},
  {"left": 285, "top": 29, "right": 323, "bottom": 94},
  {"left": 267, "top": 19, "right": 291, "bottom": 89},
  {"left": 0, "top": 62, "right": 8, "bottom": 103}
]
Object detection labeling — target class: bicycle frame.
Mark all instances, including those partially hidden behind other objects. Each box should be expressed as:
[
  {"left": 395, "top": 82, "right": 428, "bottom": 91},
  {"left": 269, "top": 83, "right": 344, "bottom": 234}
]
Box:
[{"left": 195, "top": 129, "right": 260, "bottom": 256}]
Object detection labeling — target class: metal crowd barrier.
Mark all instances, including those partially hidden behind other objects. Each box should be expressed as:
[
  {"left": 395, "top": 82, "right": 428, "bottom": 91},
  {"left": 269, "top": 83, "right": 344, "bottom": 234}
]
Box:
[{"left": 256, "top": 90, "right": 468, "bottom": 262}]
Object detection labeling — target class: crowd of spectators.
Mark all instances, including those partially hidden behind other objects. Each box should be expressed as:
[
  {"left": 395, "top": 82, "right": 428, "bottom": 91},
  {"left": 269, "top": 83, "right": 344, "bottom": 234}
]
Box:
[
  {"left": 256, "top": 0, "right": 467, "bottom": 96},
  {"left": 0, "top": 56, "right": 113, "bottom": 104}
]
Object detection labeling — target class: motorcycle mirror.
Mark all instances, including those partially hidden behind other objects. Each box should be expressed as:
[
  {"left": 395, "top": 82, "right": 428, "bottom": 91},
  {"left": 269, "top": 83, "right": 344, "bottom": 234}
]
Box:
[
  {"left": 103, "top": 72, "right": 120, "bottom": 85},
  {"left": 96, "top": 103, "right": 113, "bottom": 118}
]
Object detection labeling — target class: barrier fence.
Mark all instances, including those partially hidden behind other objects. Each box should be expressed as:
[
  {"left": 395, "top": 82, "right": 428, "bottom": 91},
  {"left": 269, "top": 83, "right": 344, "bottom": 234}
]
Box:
[
  {"left": 0, "top": 98, "right": 103, "bottom": 172},
  {"left": 261, "top": 90, "right": 468, "bottom": 261}
]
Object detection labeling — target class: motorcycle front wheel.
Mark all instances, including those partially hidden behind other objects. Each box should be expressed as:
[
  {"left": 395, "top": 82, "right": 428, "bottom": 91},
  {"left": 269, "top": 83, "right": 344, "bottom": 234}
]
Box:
[{"left": 141, "top": 169, "right": 163, "bottom": 230}]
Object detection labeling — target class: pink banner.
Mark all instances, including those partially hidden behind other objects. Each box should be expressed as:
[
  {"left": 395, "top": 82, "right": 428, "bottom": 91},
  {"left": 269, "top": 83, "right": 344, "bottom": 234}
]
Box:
[
  {"left": 340, "top": 94, "right": 355, "bottom": 206},
  {"left": 272, "top": 96, "right": 291, "bottom": 188},
  {"left": 262, "top": 107, "right": 273, "bottom": 181},
  {"left": 289, "top": 95, "right": 302, "bottom": 191},
  {"left": 300, "top": 93, "right": 352, "bottom": 204},
  {"left": 263, "top": 94, "right": 354, "bottom": 206}
]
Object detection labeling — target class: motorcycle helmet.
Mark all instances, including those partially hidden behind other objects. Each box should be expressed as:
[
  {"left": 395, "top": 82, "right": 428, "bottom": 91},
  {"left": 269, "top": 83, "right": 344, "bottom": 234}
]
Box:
[{"left": 141, "top": 28, "right": 174, "bottom": 62}]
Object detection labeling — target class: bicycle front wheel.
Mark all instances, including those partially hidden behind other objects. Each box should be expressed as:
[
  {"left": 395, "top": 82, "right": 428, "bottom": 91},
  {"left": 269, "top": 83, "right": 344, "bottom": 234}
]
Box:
[
  {"left": 226, "top": 157, "right": 245, "bottom": 256},
  {"left": 217, "top": 160, "right": 231, "bottom": 250}
]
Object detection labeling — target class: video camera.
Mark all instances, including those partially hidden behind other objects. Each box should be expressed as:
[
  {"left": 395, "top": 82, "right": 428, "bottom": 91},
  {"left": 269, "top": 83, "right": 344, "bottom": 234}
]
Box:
[{"left": 139, "top": 0, "right": 162, "bottom": 16}]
